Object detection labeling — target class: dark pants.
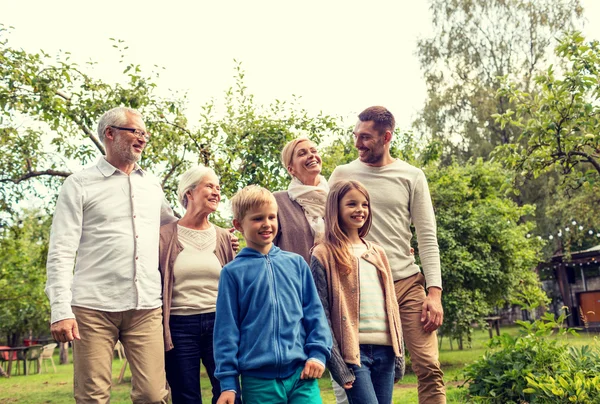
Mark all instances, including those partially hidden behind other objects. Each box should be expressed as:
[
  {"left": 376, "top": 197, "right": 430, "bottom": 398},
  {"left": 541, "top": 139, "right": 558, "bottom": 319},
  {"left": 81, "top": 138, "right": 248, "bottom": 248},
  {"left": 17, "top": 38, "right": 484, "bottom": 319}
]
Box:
[
  {"left": 165, "top": 313, "right": 241, "bottom": 404},
  {"left": 346, "top": 344, "right": 395, "bottom": 404}
]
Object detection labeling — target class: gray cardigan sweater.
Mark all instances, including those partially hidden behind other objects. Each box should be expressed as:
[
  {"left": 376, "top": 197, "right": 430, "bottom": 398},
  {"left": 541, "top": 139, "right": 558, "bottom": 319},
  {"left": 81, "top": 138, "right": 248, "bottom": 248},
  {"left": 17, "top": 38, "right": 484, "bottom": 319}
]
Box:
[
  {"left": 158, "top": 221, "right": 235, "bottom": 351},
  {"left": 273, "top": 191, "right": 315, "bottom": 264}
]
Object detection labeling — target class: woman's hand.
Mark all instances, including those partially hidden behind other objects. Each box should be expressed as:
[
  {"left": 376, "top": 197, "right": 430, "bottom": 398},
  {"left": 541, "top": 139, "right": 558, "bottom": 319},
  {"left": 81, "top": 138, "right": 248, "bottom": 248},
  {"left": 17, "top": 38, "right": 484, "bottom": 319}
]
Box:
[{"left": 343, "top": 381, "right": 353, "bottom": 389}]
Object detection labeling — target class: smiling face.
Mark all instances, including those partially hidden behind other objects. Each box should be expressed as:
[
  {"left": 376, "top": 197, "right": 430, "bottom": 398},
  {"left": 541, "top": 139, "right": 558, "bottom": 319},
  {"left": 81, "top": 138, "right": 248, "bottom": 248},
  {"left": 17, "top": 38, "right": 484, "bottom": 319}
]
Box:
[
  {"left": 339, "top": 188, "right": 370, "bottom": 237},
  {"left": 287, "top": 139, "right": 322, "bottom": 186},
  {"left": 186, "top": 172, "right": 221, "bottom": 214},
  {"left": 110, "top": 112, "right": 147, "bottom": 164},
  {"left": 234, "top": 201, "right": 278, "bottom": 255},
  {"left": 353, "top": 120, "right": 387, "bottom": 166}
]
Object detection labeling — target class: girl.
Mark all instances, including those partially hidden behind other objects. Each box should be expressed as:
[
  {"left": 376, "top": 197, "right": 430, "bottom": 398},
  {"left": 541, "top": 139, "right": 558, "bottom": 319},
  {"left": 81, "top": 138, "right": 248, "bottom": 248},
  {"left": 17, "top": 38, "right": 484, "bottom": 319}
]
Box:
[{"left": 310, "top": 180, "right": 403, "bottom": 404}]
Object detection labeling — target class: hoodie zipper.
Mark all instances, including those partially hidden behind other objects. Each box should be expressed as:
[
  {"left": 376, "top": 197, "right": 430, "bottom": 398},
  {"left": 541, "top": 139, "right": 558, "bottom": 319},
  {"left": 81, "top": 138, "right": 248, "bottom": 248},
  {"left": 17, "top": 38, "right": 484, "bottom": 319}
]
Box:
[{"left": 265, "top": 254, "right": 281, "bottom": 375}]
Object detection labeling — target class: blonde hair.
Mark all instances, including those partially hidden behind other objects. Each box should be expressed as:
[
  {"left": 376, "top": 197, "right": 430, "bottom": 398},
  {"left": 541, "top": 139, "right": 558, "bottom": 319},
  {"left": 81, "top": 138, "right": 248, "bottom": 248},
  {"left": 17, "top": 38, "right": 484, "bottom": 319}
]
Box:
[
  {"left": 323, "top": 180, "right": 372, "bottom": 275},
  {"left": 281, "top": 136, "right": 311, "bottom": 176},
  {"left": 177, "top": 165, "right": 217, "bottom": 209},
  {"left": 231, "top": 185, "right": 277, "bottom": 221}
]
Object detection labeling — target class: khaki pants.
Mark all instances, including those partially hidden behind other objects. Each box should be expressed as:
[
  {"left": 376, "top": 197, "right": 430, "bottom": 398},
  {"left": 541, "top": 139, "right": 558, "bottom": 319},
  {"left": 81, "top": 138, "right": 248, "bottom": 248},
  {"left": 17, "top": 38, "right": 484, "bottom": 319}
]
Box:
[
  {"left": 72, "top": 306, "right": 168, "bottom": 404},
  {"left": 395, "top": 273, "right": 446, "bottom": 404}
]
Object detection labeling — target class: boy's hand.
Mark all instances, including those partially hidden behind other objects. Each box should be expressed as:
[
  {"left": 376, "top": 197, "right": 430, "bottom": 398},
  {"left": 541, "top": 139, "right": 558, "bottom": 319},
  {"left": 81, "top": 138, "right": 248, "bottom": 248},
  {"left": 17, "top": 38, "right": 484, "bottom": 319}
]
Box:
[
  {"left": 216, "top": 391, "right": 236, "bottom": 404},
  {"left": 300, "top": 360, "right": 325, "bottom": 379}
]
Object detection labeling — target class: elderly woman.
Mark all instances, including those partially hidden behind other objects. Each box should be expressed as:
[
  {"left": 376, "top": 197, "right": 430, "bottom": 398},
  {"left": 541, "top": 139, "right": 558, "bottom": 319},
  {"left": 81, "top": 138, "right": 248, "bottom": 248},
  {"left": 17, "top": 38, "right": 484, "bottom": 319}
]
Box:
[
  {"left": 159, "top": 165, "right": 241, "bottom": 404},
  {"left": 273, "top": 136, "right": 329, "bottom": 264}
]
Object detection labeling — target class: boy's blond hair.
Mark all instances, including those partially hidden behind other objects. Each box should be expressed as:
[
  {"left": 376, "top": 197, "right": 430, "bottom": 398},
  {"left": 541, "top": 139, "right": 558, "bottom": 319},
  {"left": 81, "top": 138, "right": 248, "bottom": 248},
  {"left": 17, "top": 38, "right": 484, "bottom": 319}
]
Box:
[{"left": 231, "top": 185, "right": 277, "bottom": 221}]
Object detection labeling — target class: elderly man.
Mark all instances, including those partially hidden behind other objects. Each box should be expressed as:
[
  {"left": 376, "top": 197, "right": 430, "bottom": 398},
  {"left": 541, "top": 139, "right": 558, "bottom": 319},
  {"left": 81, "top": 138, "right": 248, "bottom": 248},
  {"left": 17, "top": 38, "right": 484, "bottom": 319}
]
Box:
[
  {"left": 329, "top": 106, "right": 446, "bottom": 403},
  {"left": 46, "top": 107, "right": 176, "bottom": 403}
]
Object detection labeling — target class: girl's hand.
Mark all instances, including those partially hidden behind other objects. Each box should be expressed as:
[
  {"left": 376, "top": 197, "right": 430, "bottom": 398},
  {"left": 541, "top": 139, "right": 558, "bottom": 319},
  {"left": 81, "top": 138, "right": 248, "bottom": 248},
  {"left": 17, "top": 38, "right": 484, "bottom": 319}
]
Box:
[
  {"left": 343, "top": 381, "right": 353, "bottom": 390},
  {"left": 300, "top": 360, "right": 325, "bottom": 379}
]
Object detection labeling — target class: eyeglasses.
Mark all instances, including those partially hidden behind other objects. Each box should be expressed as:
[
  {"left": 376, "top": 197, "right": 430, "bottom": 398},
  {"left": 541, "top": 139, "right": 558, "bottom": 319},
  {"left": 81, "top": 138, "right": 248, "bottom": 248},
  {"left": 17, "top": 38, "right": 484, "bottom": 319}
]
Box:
[{"left": 110, "top": 126, "right": 151, "bottom": 141}]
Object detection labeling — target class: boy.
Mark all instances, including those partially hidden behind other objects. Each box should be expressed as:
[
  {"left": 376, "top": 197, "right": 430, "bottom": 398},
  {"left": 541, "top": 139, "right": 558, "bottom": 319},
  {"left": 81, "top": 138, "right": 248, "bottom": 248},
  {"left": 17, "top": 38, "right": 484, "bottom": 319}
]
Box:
[{"left": 214, "top": 185, "right": 332, "bottom": 404}]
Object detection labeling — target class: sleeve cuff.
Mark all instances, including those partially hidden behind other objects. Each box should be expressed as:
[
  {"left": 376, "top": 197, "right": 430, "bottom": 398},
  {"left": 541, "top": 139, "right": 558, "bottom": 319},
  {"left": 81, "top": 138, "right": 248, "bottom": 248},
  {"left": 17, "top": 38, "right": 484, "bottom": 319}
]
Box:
[
  {"left": 219, "top": 377, "right": 238, "bottom": 393},
  {"left": 51, "top": 305, "right": 75, "bottom": 324}
]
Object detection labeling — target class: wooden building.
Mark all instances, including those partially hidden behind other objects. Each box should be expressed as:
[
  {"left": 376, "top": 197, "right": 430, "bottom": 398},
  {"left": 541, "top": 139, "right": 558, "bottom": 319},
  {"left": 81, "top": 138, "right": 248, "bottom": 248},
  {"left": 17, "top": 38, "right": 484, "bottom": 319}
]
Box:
[{"left": 539, "top": 245, "right": 600, "bottom": 327}]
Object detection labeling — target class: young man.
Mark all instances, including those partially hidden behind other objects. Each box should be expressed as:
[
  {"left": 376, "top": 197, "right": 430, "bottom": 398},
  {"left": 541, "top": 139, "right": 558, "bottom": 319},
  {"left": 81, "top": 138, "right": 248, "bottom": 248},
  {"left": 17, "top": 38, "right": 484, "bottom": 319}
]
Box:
[
  {"left": 214, "top": 185, "right": 332, "bottom": 404},
  {"left": 329, "top": 106, "right": 446, "bottom": 403},
  {"left": 45, "top": 107, "right": 176, "bottom": 403}
]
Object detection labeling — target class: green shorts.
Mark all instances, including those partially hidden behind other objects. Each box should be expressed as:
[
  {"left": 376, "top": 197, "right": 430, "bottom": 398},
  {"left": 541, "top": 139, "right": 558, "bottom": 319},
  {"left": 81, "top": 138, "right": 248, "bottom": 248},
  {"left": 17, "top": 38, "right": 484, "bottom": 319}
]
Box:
[{"left": 241, "top": 366, "right": 322, "bottom": 404}]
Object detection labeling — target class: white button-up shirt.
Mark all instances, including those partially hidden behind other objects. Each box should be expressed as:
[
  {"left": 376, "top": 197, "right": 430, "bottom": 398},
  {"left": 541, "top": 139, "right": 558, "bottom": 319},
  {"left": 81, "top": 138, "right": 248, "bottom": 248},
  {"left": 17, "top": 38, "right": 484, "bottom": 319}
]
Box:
[{"left": 45, "top": 158, "right": 177, "bottom": 324}]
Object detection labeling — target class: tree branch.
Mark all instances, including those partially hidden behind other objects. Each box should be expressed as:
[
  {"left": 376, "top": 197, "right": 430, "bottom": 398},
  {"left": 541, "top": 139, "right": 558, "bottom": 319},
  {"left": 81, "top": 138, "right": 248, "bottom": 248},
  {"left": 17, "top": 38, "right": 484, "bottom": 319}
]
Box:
[{"left": 0, "top": 169, "right": 71, "bottom": 184}]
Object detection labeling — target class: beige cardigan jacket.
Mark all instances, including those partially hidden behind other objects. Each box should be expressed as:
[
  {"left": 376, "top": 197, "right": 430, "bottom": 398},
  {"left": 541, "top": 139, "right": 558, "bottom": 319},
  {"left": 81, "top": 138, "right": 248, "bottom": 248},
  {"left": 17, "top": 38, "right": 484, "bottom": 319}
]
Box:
[
  {"left": 158, "top": 221, "right": 235, "bottom": 351},
  {"left": 310, "top": 240, "right": 403, "bottom": 385}
]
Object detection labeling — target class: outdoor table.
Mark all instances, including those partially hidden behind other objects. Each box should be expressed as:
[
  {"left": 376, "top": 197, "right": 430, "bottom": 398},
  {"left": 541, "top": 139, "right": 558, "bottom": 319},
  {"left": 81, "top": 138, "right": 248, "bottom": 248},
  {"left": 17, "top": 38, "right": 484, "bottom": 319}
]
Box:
[
  {"left": 0, "top": 346, "right": 31, "bottom": 377},
  {"left": 484, "top": 316, "right": 501, "bottom": 338}
]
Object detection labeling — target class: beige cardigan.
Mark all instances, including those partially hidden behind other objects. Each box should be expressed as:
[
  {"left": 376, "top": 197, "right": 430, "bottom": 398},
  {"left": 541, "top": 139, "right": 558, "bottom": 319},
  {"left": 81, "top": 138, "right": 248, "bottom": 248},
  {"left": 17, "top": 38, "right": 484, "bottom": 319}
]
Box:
[
  {"left": 158, "top": 221, "right": 235, "bottom": 351},
  {"left": 311, "top": 240, "right": 403, "bottom": 385}
]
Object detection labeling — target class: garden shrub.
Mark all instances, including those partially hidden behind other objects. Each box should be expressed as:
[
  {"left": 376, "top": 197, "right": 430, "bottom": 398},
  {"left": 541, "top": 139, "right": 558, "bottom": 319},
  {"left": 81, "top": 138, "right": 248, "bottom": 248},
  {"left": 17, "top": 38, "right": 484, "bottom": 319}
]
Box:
[{"left": 462, "top": 312, "right": 600, "bottom": 403}]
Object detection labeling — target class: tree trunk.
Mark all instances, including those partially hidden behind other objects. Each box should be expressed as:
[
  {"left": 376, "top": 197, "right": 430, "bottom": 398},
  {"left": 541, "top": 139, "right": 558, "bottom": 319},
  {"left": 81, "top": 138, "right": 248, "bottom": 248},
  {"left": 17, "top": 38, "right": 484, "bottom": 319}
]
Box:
[{"left": 59, "top": 342, "right": 69, "bottom": 364}]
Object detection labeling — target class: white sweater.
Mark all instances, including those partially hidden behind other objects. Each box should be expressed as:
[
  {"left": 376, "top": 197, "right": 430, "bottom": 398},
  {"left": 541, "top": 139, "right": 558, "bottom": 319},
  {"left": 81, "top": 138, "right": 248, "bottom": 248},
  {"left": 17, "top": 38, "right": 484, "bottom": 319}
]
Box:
[{"left": 329, "top": 159, "right": 442, "bottom": 289}]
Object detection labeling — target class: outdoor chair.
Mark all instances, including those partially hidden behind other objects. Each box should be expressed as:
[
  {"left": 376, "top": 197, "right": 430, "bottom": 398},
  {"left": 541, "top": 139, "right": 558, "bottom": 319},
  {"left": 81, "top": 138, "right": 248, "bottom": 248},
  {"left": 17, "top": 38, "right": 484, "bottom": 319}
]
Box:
[
  {"left": 114, "top": 340, "right": 125, "bottom": 361},
  {"left": 39, "top": 343, "right": 57, "bottom": 373},
  {"left": 15, "top": 345, "right": 42, "bottom": 375}
]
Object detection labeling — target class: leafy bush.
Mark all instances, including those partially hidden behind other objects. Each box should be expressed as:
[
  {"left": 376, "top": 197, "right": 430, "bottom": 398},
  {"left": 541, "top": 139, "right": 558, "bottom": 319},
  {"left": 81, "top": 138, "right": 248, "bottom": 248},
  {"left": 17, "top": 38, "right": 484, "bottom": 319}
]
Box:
[{"left": 462, "top": 312, "right": 600, "bottom": 403}]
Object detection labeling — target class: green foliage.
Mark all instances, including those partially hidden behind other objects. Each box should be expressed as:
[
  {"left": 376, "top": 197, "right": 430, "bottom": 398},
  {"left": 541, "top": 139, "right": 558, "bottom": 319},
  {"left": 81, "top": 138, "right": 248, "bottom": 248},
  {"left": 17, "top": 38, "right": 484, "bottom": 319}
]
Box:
[
  {"left": 426, "top": 159, "right": 545, "bottom": 346},
  {"left": 416, "top": 0, "right": 583, "bottom": 162},
  {"left": 494, "top": 32, "right": 600, "bottom": 190},
  {"left": 0, "top": 26, "right": 340, "bottom": 213},
  {"left": 0, "top": 210, "right": 51, "bottom": 345},
  {"left": 194, "top": 62, "right": 340, "bottom": 198},
  {"left": 462, "top": 311, "right": 600, "bottom": 403}
]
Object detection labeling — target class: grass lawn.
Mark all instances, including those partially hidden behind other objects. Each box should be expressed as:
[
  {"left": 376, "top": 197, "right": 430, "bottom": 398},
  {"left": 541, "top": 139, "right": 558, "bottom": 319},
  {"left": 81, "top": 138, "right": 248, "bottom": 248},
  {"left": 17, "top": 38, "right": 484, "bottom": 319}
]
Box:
[{"left": 1, "top": 326, "right": 598, "bottom": 403}]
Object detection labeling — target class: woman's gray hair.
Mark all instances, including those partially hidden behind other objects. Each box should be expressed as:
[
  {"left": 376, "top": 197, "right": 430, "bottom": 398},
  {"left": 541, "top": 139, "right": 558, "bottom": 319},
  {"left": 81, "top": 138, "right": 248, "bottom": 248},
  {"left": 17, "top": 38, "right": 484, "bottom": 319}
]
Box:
[
  {"left": 97, "top": 107, "right": 143, "bottom": 143},
  {"left": 177, "top": 165, "right": 218, "bottom": 209}
]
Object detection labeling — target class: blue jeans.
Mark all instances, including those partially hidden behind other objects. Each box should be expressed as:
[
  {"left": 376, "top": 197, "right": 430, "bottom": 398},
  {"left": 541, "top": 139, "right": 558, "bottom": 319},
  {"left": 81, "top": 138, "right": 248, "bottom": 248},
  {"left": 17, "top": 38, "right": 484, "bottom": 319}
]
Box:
[
  {"left": 165, "top": 313, "right": 241, "bottom": 404},
  {"left": 346, "top": 344, "right": 395, "bottom": 404}
]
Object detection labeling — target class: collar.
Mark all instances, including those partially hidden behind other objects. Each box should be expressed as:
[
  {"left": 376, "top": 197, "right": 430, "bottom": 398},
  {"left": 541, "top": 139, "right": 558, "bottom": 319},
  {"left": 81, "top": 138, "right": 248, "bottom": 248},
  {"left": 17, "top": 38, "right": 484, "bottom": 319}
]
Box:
[{"left": 96, "top": 157, "right": 144, "bottom": 177}]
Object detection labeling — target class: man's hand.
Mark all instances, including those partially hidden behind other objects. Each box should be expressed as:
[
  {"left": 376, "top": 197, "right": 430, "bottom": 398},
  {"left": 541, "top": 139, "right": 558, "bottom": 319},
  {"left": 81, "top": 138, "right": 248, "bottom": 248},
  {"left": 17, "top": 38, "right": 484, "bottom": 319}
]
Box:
[
  {"left": 421, "top": 287, "right": 443, "bottom": 333},
  {"left": 216, "top": 391, "right": 236, "bottom": 404},
  {"left": 229, "top": 228, "right": 240, "bottom": 252},
  {"left": 51, "top": 318, "right": 81, "bottom": 343},
  {"left": 300, "top": 360, "right": 325, "bottom": 379}
]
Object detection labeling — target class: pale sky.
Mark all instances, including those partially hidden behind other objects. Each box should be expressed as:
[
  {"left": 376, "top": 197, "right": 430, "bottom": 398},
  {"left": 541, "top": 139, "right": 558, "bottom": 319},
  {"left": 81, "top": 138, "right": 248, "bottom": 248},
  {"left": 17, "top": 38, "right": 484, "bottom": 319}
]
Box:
[{"left": 3, "top": 0, "right": 600, "bottom": 131}]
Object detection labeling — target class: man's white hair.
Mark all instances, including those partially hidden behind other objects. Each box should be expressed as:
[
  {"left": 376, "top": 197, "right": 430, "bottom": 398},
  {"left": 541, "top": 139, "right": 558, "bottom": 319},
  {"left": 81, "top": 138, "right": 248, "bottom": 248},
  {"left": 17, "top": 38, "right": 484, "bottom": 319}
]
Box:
[{"left": 97, "top": 107, "right": 143, "bottom": 144}]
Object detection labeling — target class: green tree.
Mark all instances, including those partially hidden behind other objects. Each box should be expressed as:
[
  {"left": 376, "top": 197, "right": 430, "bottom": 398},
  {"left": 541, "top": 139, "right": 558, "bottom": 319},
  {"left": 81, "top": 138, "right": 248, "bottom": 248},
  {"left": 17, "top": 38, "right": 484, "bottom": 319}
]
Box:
[
  {"left": 0, "top": 25, "right": 339, "bottom": 214},
  {"left": 0, "top": 210, "right": 51, "bottom": 346},
  {"left": 426, "top": 159, "right": 545, "bottom": 347},
  {"left": 494, "top": 31, "right": 600, "bottom": 190},
  {"left": 415, "top": 0, "right": 583, "bottom": 161}
]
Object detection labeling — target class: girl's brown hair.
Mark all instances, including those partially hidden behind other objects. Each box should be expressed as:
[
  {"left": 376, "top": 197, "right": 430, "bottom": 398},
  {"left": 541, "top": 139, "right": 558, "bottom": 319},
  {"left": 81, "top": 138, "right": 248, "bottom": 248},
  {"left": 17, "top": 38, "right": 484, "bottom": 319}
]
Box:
[{"left": 323, "top": 180, "right": 372, "bottom": 275}]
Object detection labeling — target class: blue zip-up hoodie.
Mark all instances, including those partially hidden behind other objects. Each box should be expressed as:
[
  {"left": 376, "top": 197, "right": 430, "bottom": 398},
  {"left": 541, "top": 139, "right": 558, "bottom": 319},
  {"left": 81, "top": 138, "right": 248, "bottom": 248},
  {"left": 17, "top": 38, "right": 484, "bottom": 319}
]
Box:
[{"left": 214, "top": 245, "right": 332, "bottom": 392}]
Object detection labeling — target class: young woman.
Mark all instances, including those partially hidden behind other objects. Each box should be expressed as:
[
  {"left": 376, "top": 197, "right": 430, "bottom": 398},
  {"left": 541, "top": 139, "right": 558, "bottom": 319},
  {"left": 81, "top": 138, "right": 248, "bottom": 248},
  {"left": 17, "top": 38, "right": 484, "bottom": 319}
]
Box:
[{"left": 310, "top": 180, "right": 403, "bottom": 404}]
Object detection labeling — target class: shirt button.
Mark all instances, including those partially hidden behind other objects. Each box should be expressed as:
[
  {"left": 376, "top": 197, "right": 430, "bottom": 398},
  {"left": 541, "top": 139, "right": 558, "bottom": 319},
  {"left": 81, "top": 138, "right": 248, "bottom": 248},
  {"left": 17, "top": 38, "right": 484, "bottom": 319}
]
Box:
[
  {"left": 342, "top": 316, "right": 346, "bottom": 321},
  {"left": 135, "top": 235, "right": 139, "bottom": 239},
  {"left": 133, "top": 215, "right": 136, "bottom": 219},
  {"left": 135, "top": 256, "right": 139, "bottom": 260},
  {"left": 134, "top": 278, "right": 138, "bottom": 282}
]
